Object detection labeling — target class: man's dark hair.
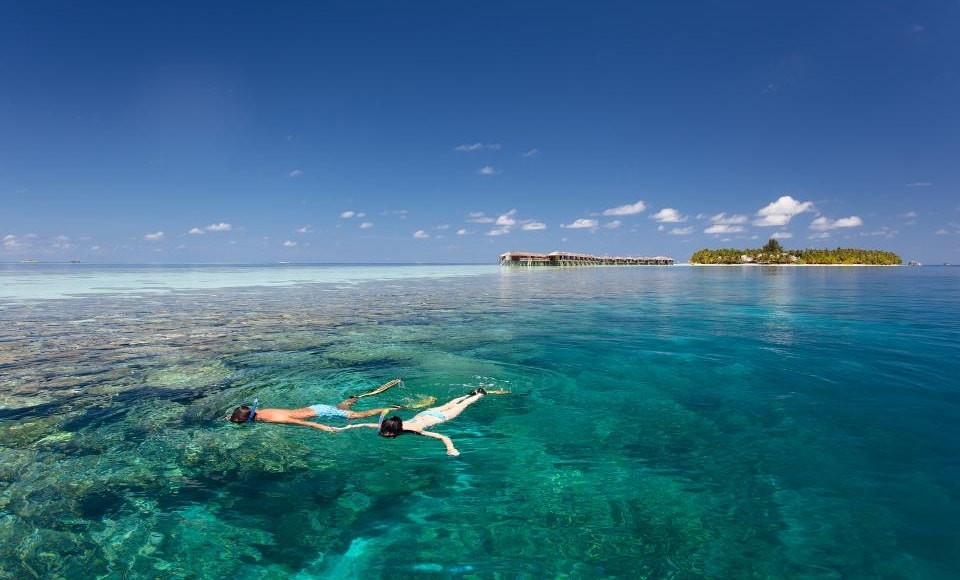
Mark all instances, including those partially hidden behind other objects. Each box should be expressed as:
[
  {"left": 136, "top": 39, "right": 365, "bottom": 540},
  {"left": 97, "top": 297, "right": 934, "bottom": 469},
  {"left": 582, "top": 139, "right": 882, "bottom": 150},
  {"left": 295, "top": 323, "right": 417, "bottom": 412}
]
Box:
[
  {"left": 229, "top": 405, "right": 252, "bottom": 423},
  {"left": 378, "top": 416, "right": 404, "bottom": 438}
]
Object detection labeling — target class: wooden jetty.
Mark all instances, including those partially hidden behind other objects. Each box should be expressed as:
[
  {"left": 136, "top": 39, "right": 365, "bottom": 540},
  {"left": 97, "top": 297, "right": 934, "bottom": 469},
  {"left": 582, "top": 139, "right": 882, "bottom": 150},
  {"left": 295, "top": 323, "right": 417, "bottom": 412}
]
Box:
[{"left": 499, "top": 251, "right": 674, "bottom": 267}]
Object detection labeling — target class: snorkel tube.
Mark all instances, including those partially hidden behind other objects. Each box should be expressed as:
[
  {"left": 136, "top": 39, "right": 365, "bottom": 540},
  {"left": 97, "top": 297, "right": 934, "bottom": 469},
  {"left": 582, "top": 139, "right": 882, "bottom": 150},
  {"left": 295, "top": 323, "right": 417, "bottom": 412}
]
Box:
[{"left": 246, "top": 397, "right": 259, "bottom": 423}]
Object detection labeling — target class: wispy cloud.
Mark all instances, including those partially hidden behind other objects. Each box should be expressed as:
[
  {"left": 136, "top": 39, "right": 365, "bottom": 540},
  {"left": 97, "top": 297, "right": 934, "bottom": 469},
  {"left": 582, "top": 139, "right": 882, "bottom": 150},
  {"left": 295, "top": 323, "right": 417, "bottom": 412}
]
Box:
[
  {"left": 753, "top": 196, "right": 814, "bottom": 226},
  {"left": 710, "top": 212, "right": 749, "bottom": 225},
  {"left": 651, "top": 208, "right": 687, "bottom": 223},
  {"left": 189, "top": 222, "right": 232, "bottom": 234},
  {"left": 478, "top": 166, "right": 498, "bottom": 176},
  {"left": 810, "top": 215, "right": 863, "bottom": 231},
  {"left": 296, "top": 225, "right": 313, "bottom": 233},
  {"left": 561, "top": 218, "right": 599, "bottom": 229},
  {"left": 144, "top": 231, "right": 165, "bottom": 242},
  {"left": 809, "top": 232, "right": 831, "bottom": 240},
  {"left": 705, "top": 224, "right": 745, "bottom": 234},
  {"left": 496, "top": 210, "right": 517, "bottom": 226},
  {"left": 670, "top": 226, "right": 694, "bottom": 235},
  {"left": 603, "top": 200, "right": 646, "bottom": 216},
  {"left": 456, "top": 229, "right": 468, "bottom": 235},
  {"left": 906, "top": 181, "right": 932, "bottom": 187},
  {"left": 605, "top": 220, "right": 622, "bottom": 229},
  {"left": 360, "top": 222, "right": 373, "bottom": 229},
  {"left": 771, "top": 231, "right": 793, "bottom": 239},
  {"left": 466, "top": 212, "right": 495, "bottom": 224},
  {"left": 380, "top": 209, "right": 409, "bottom": 218},
  {"left": 454, "top": 142, "right": 501, "bottom": 152},
  {"left": 522, "top": 148, "right": 539, "bottom": 157},
  {"left": 485, "top": 227, "right": 511, "bottom": 236},
  {"left": 289, "top": 169, "right": 304, "bottom": 178},
  {"left": 283, "top": 240, "right": 297, "bottom": 247},
  {"left": 902, "top": 211, "right": 919, "bottom": 219},
  {"left": 413, "top": 230, "right": 430, "bottom": 239},
  {"left": 3, "top": 234, "right": 21, "bottom": 249},
  {"left": 522, "top": 221, "right": 547, "bottom": 231},
  {"left": 859, "top": 227, "right": 898, "bottom": 239},
  {"left": 340, "top": 210, "right": 366, "bottom": 219}
]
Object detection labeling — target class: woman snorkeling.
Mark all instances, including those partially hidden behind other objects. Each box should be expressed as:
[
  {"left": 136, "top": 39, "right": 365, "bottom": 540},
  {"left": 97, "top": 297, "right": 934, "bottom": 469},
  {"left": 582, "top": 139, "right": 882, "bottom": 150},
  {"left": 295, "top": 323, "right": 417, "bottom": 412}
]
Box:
[{"left": 338, "top": 388, "right": 487, "bottom": 456}]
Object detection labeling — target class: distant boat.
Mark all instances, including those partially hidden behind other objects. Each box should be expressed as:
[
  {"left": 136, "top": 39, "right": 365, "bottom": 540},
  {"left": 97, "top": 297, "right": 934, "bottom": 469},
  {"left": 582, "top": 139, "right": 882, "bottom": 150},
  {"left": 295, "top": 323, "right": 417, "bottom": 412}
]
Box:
[
  {"left": 20, "top": 258, "right": 38, "bottom": 263},
  {"left": 69, "top": 260, "right": 81, "bottom": 264},
  {"left": 907, "top": 260, "right": 922, "bottom": 266}
]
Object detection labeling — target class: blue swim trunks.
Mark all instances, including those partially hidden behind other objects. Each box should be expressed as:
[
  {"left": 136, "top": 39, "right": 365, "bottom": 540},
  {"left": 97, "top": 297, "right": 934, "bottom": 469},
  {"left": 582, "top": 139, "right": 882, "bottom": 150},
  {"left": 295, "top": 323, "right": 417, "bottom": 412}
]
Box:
[{"left": 308, "top": 404, "right": 350, "bottom": 419}]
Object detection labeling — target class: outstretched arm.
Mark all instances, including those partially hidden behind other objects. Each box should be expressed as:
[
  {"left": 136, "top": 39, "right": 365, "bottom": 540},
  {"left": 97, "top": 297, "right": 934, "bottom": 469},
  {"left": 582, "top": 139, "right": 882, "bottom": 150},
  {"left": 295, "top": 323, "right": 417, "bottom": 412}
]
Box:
[
  {"left": 333, "top": 423, "right": 380, "bottom": 431},
  {"left": 420, "top": 431, "right": 460, "bottom": 456},
  {"left": 272, "top": 418, "right": 338, "bottom": 432}
]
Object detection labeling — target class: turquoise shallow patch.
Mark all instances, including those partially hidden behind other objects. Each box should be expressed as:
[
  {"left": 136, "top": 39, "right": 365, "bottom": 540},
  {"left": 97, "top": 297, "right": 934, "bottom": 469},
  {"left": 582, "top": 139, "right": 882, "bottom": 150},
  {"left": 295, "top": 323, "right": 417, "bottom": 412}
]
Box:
[{"left": 1, "top": 265, "right": 958, "bottom": 577}]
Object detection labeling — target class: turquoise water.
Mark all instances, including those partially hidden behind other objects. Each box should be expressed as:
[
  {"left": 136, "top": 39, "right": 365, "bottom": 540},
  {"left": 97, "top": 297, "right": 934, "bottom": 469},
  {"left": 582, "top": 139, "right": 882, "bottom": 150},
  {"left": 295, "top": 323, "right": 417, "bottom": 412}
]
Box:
[{"left": 1, "top": 264, "right": 958, "bottom": 578}]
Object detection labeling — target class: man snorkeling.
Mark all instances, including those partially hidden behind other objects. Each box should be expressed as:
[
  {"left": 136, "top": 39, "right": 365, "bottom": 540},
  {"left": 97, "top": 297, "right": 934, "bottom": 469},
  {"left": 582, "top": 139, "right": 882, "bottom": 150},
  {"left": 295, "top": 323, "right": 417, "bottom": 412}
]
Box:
[
  {"left": 337, "top": 388, "right": 487, "bottom": 455},
  {"left": 228, "top": 379, "right": 403, "bottom": 431}
]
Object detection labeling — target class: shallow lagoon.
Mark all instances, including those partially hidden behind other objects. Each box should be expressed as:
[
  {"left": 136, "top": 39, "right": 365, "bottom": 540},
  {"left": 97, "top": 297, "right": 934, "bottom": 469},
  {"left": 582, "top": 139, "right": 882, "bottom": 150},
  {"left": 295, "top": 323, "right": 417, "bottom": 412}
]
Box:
[{"left": 1, "top": 264, "right": 958, "bottom": 578}]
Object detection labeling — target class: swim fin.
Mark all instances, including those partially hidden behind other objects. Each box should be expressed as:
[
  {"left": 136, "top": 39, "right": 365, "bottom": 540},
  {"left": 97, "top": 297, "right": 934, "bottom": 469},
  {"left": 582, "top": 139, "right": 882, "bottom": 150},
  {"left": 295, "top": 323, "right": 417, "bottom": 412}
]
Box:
[{"left": 354, "top": 378, "right": 402, "bottom": 399}]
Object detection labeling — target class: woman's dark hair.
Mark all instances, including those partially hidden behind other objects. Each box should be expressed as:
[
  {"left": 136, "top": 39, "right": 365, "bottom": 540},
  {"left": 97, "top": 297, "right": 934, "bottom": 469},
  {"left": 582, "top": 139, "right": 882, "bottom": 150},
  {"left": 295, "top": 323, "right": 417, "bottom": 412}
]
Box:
[
  {"left": 229, "top": 405, "right": 251, "bottom": 423},
  {"left": 378, "top": 416, "right": 404, "bottom": 438}
]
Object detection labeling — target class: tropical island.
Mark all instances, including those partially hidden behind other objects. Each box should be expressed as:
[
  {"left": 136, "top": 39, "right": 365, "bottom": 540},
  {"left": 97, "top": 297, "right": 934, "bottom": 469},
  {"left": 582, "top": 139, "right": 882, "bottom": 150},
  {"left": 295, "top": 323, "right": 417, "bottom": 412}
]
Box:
[{"left": 690, "top": 239, "right": 902, "bottom": 265}]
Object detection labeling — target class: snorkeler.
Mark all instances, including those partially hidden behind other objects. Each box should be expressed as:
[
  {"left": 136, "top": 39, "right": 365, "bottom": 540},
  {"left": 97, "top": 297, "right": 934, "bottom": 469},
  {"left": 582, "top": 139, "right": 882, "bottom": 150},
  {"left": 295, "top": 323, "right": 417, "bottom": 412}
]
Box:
[
  {"left": 228, "top": 379, "right": 403, "bottom": 431},
  {"left": 337, "top": 388, "right": 487, "bottom": 456}
]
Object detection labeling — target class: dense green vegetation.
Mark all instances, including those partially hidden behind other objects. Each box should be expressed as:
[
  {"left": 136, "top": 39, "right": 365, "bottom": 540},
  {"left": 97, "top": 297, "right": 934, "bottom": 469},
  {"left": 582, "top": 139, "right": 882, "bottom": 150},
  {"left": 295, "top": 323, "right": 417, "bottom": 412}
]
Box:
[{"left": 690, "top": 239, "right": 902, "bottom": 265}]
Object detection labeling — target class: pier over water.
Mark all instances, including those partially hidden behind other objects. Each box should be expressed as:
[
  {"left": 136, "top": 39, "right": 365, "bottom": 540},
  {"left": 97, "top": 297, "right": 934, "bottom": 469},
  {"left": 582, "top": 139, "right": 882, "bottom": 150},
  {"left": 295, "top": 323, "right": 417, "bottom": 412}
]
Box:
[{"left": 499, "top": 251, "right": 674, "bottom": 266}]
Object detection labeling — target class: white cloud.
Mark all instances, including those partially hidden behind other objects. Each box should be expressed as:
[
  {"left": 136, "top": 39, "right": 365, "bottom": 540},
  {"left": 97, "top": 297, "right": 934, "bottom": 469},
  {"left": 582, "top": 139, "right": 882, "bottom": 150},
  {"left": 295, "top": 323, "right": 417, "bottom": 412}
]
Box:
[
  {"left": 359, "top": 222, "right": 373, "bottom": 229},
  {"left": 413, "top": 230, "right": 430, "bottom": 239},
  {"left": 289, "top": 169, "right": 304, "bottom": 178},
  {"left": 296, "top": 225, "right": 313, "bottom": 233},
  {"left": 189, "top": 222, "right": 232, "bottom": 234},
  {"left": 454, "top": 142, "right": 501, "bottom": 152},
  {"left": 144, "top": 231, "right": 165, "bottom": 242},
  {"left": 934, "top": 229, "right": 948, "bottom": 235},
  {"left": 562, "top": 218, "right": 599, "bottom": 229},
  {"left": 810, "top": 215, "right": 863, "bottom": 231},
  {"left": 340, "top": 211, "right": 356, "bottom": 218},
  {"left": 809, "top": 232, "right": 831, "bottom": 239},
  {"left": 3, "top": 234, "right": 21, "bottom": 249},
  {"left": 380, "top": 209, "right": 409, "bottom": 218},
  {"left": 705, "top": 224, "right": 745, "bottom": 234},
  {"left": 753, "top": 195, "right": 814, "bottom": 226},
  {"left": 486, "top": 227, "right": 511, "bottom": 236},
  {"left": 605, "top": 220, "right": 622, "bottom": 229},
  {"left": 435, "top": 224, "right": 450, "bottom": 230},
  {"left": 651, "top": 208, "right": 687, "bottom": 223},
  {"left": 496, "top": 209, "right": 517, "bottom": 226},
  {"left": 902, "top": 211, "right": 919, "bottom": 219},
  {"left": 522, "top": 221, "right": 547, "bottom": 231},
  {"left": 670, "top": 226, "right": 694, "bottom": 235},
  {"left": 710, "top": 213, "right": 749, "bottom": 225},
  {"left": 522, "top": 148, "right": 539, "bottom": 157},
  {"left": 603, "top": 200, "right": 646, "bottom": 216},
  {"left": 467, "top": 212, "right": 495, "bottom": 224},
  {"left": 906, "top": 181, "right": 932, "bottom": 187},
  {"left": 771, "top": 231, "right": 793, "bottom": 239},
  {"left": 283, "top": 240, "right": 297, "bottom": 247},
  {"left": 456, "top": 229, "right": 468, "bottom": 235},
  {"left": 478, "top": 166, "right": 498, "bottom": 175}
]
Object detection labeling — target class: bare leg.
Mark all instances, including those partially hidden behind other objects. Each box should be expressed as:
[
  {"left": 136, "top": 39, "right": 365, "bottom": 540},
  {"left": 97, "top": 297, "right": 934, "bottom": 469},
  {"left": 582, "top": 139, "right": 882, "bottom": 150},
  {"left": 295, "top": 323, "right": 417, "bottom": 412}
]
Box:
[
  {"left": 430, "top": 391, "right": 485, "bottom": 421},
  {"left": 346, "top": 407, "right": 397, "bottom": 419}
]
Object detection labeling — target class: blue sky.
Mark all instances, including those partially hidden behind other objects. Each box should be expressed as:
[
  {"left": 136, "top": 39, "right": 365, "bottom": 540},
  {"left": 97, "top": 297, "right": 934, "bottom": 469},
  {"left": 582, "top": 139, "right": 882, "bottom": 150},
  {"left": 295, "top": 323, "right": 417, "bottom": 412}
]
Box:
[{"left": 1, "top": 1, "right": 957, "bottom": 264}]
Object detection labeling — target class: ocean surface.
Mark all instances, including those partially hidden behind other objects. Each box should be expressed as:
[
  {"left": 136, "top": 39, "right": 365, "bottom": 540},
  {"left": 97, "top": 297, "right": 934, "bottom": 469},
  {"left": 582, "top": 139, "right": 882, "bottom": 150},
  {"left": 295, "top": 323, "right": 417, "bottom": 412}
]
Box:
[{"left": 1, "top": 263, "right": 958, "bottom": 579}]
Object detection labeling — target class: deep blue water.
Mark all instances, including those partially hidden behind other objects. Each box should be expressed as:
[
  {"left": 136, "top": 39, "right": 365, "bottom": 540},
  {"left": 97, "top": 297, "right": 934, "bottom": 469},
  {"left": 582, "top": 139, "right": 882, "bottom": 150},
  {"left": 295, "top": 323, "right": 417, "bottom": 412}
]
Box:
[{"left": 1, "top": 265, "right": 958, "bottom": 578}]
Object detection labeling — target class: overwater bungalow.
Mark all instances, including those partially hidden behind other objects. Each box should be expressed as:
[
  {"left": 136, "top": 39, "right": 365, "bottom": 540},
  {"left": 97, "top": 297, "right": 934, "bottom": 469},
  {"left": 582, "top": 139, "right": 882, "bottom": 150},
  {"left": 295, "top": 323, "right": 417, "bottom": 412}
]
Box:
[{"left": 499, "top": 251, "right": 674, "bottom": 267}]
